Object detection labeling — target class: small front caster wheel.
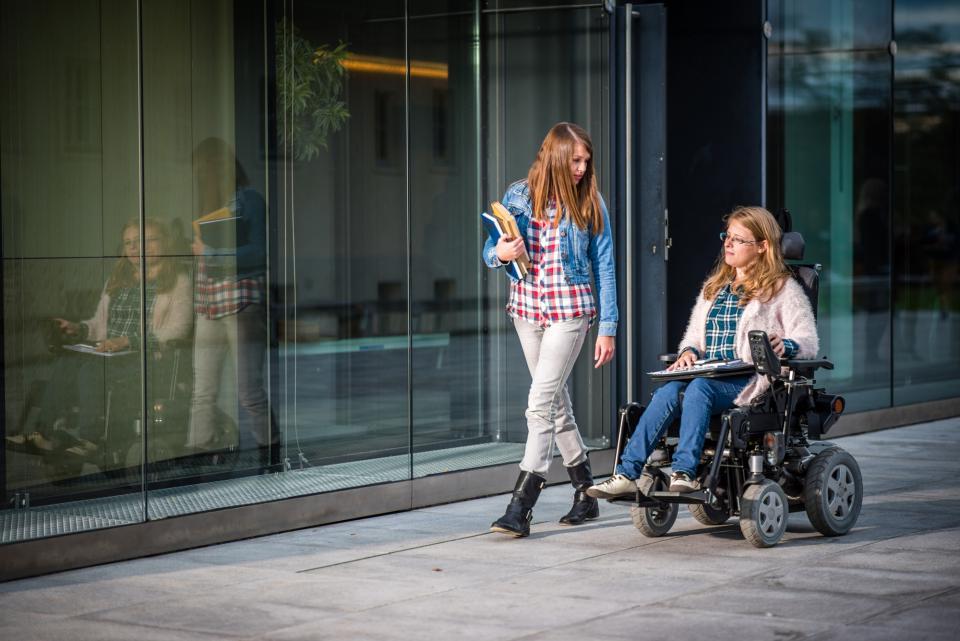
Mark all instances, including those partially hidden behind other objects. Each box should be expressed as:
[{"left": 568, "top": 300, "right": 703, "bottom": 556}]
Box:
[{"left": 739, "top": 479, "right": 788, "bottom": 548}]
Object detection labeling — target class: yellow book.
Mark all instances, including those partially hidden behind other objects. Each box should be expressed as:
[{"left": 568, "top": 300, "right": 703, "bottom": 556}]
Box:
[
  {"left": 193, "top": 207, "right": 243, "bottom": 249},
  {"left": 490, "top": 201, "right": 531, "bottom": 271}
]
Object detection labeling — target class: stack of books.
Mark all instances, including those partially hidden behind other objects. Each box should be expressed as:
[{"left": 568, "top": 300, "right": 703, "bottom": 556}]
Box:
[
  {"left": 481, "top": 201, "right": 532, "bottom": 280},
  {"left": 194, "top": 207, "right": 246, "bottom": 249}
]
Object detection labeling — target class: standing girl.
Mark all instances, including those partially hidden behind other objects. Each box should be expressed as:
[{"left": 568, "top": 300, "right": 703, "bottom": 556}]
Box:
[{"left": 483, "top": 122, "right": 617, "bottom": 538}]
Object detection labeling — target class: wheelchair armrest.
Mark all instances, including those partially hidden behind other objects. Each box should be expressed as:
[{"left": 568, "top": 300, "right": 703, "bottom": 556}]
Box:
[
  {"left": 658, "top": 353, "right": 678, "bottom": 364},
  {"left": 784, "top": 357, "right": 834, "bottom": 371}
]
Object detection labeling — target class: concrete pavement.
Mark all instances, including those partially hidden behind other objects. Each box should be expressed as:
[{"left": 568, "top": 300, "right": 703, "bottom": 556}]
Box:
[{"left": 1, "top": 418, "right": 959, "bottom": 641}]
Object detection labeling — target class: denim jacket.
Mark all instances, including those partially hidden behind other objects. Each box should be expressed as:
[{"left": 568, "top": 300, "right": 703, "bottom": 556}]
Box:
[{"left": 482, "top": 180, "right": 618, "bottom": 337}]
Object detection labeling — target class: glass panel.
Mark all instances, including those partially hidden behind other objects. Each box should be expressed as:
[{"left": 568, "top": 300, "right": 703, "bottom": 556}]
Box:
[
  {"left": 409, "top": 3, "right": 485, "bottom": 474},
  {"left": 892, "top": 0, "right": 960, "bottom": 404},
  {"left": 768, "top": 0, "right": 891, "bottom": 54},
  {"left": 478, "top": 6, "right": 612, "bottom": 471},
  {"left": 139, "top": 0, "right": 277, "bottom": 516},
  {"left": 2, "top": 0, "right": 619, "bottom": 539},
  {"left": 277, "top": 1, "right": 410, "bottom": 489},
  {"left": 482, "top": 1, "right": 601, "bottom": 11},
  {"left": 771, "top": 50, "right": 892, "bottom": 412},
  {"left": 1, "top": 0, "right": 145, "bottom": 542}
]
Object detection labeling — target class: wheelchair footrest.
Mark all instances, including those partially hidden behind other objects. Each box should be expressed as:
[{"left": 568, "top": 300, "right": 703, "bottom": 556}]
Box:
[{"left": 646, "top": 489, "right": 710, "bottom": 505}]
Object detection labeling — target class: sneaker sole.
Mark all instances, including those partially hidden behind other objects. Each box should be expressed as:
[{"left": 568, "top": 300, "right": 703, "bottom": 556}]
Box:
[
  {"left": 585, "top": 488, "right": 634, "bottom": 499},
  {"left": 489, "top": 525, "right": 527, "bottom": 537}
]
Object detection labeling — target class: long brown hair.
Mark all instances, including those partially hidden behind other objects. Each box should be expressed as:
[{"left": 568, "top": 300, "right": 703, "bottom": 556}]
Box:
[
  {"left": 105, "top": 218, "right": 181, "bottom": 296},
  {"left": 193, "top": 137, "right": 249, "bottom": 216},
  {"left": 526, "top": 122, "right": 603, "bottom": 233},
  {"left": 702, "top": 206, "right": 791, "bottom": 305}
]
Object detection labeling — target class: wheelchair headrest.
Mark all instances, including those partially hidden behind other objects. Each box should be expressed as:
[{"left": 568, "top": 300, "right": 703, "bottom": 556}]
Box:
[{"left": 781, "top": 231, "right": 804, "bottom": 261}]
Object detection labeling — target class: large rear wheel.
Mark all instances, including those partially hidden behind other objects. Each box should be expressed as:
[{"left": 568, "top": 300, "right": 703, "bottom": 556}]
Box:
[
  {"left": 803, "top": 447, "right": 862, "bottom": 536},
  {"left": 689, "top": 502, "right": 731, "bottom": 526}
]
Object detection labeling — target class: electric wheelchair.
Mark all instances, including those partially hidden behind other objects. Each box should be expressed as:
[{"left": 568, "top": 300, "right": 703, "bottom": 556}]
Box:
[{"left": 610, "top": 229, "right": 862, "bottom": 548}]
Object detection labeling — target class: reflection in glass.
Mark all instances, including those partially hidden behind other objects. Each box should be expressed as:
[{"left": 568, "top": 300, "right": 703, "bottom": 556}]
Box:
[
  {"left": 1, "top": 0, "right": 145, "bottom": 542},
  {"left": 186, "top": 138, "right": 275, "bottom": 474},
  {"left": 770, "top": 49, "right": 892, "bottom": 412},
  {"left": 409, "top": 6, "right": 483, "bottom": 474},
  {"left": 274, "top": 1, "right": 411, "bottom": 486},
  {"left": 482, "top": 6, "right": 611, "bottom": 455},
  {"left": 2, "top": 0, "right": 620, "bottom": 544},
  {"left": 893, "top": 0, "right": 960, "bottom": 404},
  {"left": 767, "top": 0, "right": 891, "bottom": 54}
]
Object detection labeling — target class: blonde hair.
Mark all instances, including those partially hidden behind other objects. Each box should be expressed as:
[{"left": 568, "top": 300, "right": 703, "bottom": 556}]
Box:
[
  {"left": 106, "top": 218, "right": 182, "bottom": 296},
  {"left": 526, "top": 122, "right": 603, "bottom": 233},
  {"left": 702, "top": 206, "right": 791, "bottom": 305}
]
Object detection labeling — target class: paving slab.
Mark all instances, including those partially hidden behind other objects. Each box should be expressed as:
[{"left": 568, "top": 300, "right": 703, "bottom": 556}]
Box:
[{"left": 1, "top": 418, "right": 959, "bottom": 641}]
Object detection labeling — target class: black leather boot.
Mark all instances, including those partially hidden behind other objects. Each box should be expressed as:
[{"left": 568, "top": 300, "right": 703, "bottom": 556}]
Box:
[
  {"left": 559, "top": 457, "right": 600, "bottom": 525},
  {"left": 490, "top": 471, "right": 546, "bottom": 537}
]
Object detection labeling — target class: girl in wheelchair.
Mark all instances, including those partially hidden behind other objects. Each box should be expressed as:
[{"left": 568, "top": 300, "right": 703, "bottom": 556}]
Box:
[
  {"left": 588, "top": 206, "right": 818, "bottom": 497},
  {"left": 7, "top": 217, "right": 192, "bottom": 463}
]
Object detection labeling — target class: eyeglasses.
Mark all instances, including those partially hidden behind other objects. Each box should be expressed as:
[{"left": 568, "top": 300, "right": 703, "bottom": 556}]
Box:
[
  {"left": 719, "top": 231, "right": 758, "bottom": 247},
  {"left": 123, "top": 237, "right": 161, "bottom": 248}
]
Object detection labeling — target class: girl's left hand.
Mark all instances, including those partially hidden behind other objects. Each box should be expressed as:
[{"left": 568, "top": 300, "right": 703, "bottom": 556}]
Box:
[
  {"left": 594, "top": 336, "right": 615, "bottom": 368},
  {"left": 768, "top": 333, "right": 785, "bottom": 357}
]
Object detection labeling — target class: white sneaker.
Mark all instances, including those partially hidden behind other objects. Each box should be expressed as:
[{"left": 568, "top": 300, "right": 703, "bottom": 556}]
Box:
[
  {"left": 586, "top": 474, "right": 637, "bottom": 499},
  {"left": 669, "top": 471, "right": 700, "bottom": 493}
]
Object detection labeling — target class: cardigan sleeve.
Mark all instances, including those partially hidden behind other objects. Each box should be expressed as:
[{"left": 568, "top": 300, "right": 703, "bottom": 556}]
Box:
[
  {"left": 777, "top": 277, "right": 819, "bottom": 358},
  {"left": 152, "top": 272, "right": 194, "bottom": 345},
  {"left": 81, "top": 288, "right": 111, "bottom": 342},
  {"left": 677, "top": 290, "right": 710, "bottom": 356}
]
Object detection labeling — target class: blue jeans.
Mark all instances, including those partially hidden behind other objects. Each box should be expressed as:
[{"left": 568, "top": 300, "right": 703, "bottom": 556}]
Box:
[{"left": 617, "top": 375, "right": 752, "bottom": 479}]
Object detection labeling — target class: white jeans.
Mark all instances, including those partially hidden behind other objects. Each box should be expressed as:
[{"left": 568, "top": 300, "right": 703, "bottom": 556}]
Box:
[
  {"left": 187, "top": 304, "right": 270, "bottom": 450},
  {"left": 513, "top": 316, "right": 590, "bottom": 476}
]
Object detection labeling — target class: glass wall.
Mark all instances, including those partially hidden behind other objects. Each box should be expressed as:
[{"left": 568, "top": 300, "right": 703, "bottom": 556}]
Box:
[
  {"left": 1, "top": 0, "right": 612, "bottom": 542},
  {"left": 481, "top": 3, "right": 612, "bottom": 457},
  {"left": 767, "top": 0, "right": 960, "bottom": 412},
  {"left": 892, "top": 0, "right": 960, "bottom": 405},
  {"left": 1, "top": 0, "right": 146, "bottom": 529}
]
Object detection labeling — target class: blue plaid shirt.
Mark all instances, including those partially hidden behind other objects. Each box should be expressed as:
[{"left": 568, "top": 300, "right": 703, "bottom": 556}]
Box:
[{"left": 684, "top": 284, "right": 798, "bottom": 360}]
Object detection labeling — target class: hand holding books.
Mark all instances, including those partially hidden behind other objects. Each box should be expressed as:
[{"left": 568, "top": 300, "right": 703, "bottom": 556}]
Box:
[
  {"left": 481, "top": 201, "right": 532, "bottom": 280},
  {"left": 193, "top": 207, "right": 247, "bottom": 251}
]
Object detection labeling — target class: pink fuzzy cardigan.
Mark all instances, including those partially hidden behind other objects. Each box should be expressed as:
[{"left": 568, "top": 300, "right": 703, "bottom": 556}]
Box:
[
  {"left": 82, "top": 272, "right": 193, "bottom": 346},
  {"left": 678, "top": 276, "right": 819, "bottom": 406}
]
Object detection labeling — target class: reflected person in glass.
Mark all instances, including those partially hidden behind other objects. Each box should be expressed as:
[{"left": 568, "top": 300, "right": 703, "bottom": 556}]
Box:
[
  {"left": 186, "top": 137, "right": 275, "bottom": 471},
  {"left": 6, "top": 218, "right": 192, "bottom": 462},
  {"left": 587, "top": 207, "right": 818, "bottom": 499},
  {"left": 854, "top": 177, "right": 891, "bottom": 362},
  {"left": 483, "top": 122, "right": 618, "bottom": 538}
]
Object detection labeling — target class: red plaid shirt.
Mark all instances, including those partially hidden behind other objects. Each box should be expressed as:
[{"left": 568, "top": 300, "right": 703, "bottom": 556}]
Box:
[
  {"left": 506, "top": 216, "right": 596, "bottom": 328},
  {"left": 194, "top": 257, "right": 265, "bottom": 320}
]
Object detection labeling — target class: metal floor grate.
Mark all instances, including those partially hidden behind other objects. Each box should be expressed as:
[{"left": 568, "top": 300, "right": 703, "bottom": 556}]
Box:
[{"left": 1, "top": 442, "right": 526, "bottom": 544}]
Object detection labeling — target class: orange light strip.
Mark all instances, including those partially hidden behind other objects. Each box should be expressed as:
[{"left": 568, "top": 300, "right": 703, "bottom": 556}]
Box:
[{"left": 339, "top": 54, "right": 448, "bottom": 80}]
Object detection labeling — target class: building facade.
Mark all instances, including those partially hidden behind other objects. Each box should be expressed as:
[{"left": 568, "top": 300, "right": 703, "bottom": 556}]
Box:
[{"left": 1, "top": 0, "right": 957, "bottom": 579}]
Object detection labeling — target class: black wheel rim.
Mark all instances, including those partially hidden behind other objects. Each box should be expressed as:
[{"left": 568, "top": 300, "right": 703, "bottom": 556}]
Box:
[{"left": 649, "top": 507, "right": 670, "bottom": 525}]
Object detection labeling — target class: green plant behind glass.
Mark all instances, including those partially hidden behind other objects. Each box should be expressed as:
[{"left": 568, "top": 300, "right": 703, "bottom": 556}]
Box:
[{"left": 276, "top": 19, "right": 350, "bottom": 162}]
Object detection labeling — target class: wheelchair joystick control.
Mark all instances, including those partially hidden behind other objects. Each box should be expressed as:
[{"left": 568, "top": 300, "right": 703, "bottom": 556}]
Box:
[{"left": 748, "top": 330, "right": 782, "bottom": 378}]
